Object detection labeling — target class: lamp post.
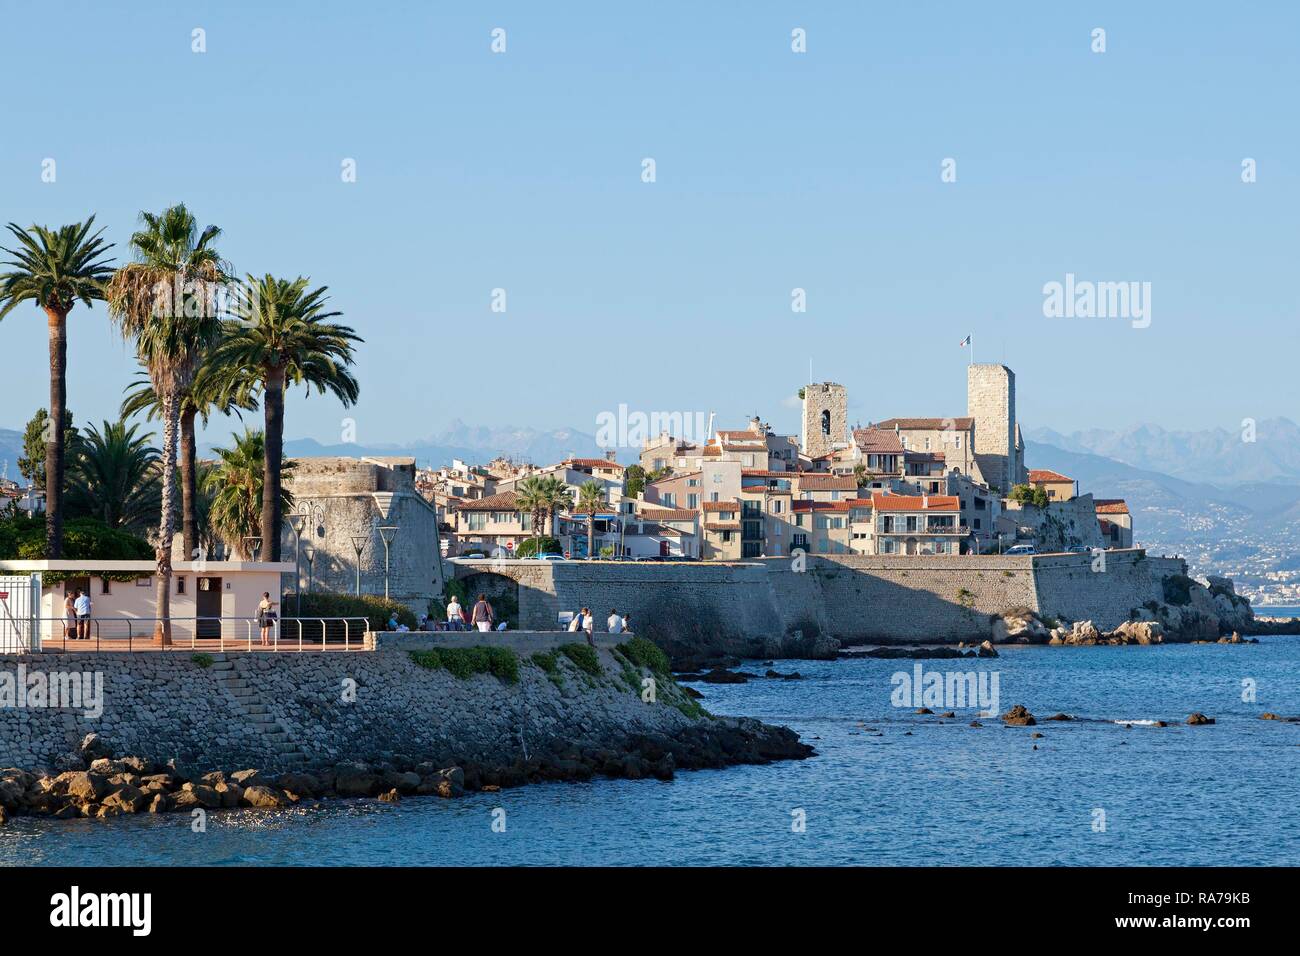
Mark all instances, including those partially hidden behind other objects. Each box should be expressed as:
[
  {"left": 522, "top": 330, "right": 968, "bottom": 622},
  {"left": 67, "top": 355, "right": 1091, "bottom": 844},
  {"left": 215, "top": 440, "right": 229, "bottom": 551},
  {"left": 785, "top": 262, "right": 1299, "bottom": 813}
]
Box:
[
  {"left": 303, "top": 545, "right": 316, "bottom": 596},
  {"left": 286, "top": 512, "right": 307, "bottom": 615},
  {"left": 377, "top": 526, "right": 398, "bottom": 601},
  {"left": 349, "top": 533, "right": 368, "bottom": 595}
]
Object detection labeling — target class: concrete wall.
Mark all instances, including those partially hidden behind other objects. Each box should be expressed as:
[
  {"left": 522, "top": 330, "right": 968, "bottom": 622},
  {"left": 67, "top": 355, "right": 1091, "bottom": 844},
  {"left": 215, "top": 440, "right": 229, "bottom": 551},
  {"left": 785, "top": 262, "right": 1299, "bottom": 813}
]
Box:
[{"left": 449, "top": 550, "right": 1179, "bottom": 655}]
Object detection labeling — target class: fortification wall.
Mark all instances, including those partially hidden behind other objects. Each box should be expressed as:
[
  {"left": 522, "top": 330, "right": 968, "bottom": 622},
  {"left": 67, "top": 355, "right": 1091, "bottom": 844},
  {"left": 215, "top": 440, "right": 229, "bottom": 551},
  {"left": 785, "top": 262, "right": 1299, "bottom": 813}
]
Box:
[{"left": 451, "top": 551, "right": 1179, "bottom": 656}]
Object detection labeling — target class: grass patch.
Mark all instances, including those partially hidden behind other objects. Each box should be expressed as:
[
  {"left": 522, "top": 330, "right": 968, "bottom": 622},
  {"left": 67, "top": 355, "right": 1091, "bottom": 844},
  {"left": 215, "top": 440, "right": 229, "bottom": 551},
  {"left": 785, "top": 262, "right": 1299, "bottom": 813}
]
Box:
[
  {"left": 609, "top": 647, "right": 643, "bottom": 692},
  {"left": 956, "top": 587, "right": 975, "bottom": 608},
  {"left": 620, "top": 636, "right": 670, "bottom": 675},
  {"left": 530, "top": 649, "right": 565, "bottom": 688},
  {"left": 558, "top": 642, "right": 602, "bottom": 678},
  {"left": 191, "top": 652, "right": 214, "bottom": 668},
  {"left": 408, "top": 647, "right": 520, "bottom": 684}
]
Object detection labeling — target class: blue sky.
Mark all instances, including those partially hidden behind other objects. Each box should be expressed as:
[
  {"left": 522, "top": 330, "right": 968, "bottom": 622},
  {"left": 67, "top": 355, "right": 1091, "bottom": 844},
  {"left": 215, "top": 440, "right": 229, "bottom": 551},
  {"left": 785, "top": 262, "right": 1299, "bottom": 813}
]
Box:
[{"left": 1, "top": 1, "right": 1296, "bottom": 448}]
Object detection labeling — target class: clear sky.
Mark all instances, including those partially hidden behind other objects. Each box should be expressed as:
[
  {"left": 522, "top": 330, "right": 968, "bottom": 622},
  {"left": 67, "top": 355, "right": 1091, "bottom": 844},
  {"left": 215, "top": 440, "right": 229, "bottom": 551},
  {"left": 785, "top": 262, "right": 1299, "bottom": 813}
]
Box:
[{"left": 1, "top": 1, "right": 1296, "bottom": 448}]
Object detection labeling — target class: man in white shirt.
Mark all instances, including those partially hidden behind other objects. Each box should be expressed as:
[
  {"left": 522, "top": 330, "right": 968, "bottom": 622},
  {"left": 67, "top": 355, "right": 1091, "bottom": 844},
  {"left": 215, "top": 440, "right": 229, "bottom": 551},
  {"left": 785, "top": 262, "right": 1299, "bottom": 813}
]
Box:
[
  {"left": 607, "top": 609, "right": 624, "bottom": 634},
  {"left": 74, "top": 589, "right": 92, "bottom": 640}
]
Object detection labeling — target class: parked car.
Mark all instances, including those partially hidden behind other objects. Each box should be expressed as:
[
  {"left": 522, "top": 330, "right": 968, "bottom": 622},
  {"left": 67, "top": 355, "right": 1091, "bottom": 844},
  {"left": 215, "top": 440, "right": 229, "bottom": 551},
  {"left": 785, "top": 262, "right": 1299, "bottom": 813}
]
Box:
[
  {"left": 531, "top": 553, "right": 566, "bottom": 561},
  {"left": 1004, "top": 544, "right": 1036, "bottom": 555}
]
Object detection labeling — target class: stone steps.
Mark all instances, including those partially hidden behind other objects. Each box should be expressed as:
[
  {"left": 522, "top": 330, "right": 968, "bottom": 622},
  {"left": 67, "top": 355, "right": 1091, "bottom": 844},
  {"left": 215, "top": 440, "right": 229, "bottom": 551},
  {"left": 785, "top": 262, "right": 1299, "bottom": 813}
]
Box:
[{"left": 209, "top": 659, "right": 306, "bottom": 767}]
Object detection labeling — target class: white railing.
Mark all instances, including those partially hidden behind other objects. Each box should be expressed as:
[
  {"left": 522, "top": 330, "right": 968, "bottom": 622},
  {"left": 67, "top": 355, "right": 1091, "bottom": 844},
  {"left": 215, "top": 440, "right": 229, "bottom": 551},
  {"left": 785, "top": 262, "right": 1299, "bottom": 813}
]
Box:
[{"left": 26, "top": 616, "right": 372, "bottom": 653}]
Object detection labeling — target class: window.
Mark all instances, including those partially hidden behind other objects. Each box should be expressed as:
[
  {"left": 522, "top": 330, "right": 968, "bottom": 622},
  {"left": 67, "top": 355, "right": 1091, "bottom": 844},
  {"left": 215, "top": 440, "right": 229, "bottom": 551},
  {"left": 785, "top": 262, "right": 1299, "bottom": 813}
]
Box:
[
  {"left": 100, "top": 578, "right": 111, "bottom": 594},
  {"left": 954, "top": 435, "right": 962, "bottom": 449},
  {"left": 662, "top": 493, "right": 675, "bottom": 506},
  {"left": 468, "top": 513, "right": 486, "bottom": 530},
  {"left": 743, "top": 454, "right": 755, "bottom": 467},
  {"left": 795, "top": 514, "right": 805, "bottom": 527},
  {"left": 521, "top": 513, "right": 533, "bottom": 531},
  {"left": 925, "top": 437, "right": 931, "bottom": 450},
  {"left": 973, "top": 518, "right": 982, "bottom": 530},
  {"left": 688, "top": 494, "right": 699, "bottom": 509},
  {"left": 176, "top": 576, "right": 185, "bottom": 595},
  {"left": 821, "top": 410, "right": 831, "bottom": 435},
  {"left": 771, "top": 500, "right": 782, "bottom": 514},
  {"left": 722, "top": 531, "right": 733, "bottom": 543},
  {"left": 710, "top": 492, "right": 720, "bottom": 502}
]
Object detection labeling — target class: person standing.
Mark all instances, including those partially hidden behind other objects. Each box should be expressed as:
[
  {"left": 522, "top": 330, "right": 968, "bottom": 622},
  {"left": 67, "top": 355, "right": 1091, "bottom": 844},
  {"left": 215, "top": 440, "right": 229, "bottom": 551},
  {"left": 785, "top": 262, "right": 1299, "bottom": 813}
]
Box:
[
  {"left": 581, "top": 606, "right": 595, "bottom": 647},
  {"left": 64, "top": 590, "right": 78, "bottom": 640},
  {"left": 471, "top": 593, "right": 495, "bottom": 633},
  {"left": 74, "top": 588, "right": 92, "bottom": 640},
  {"left": 446, "top": 595, "right": 464, "bottom": 631},
  {"left": 257, "top": 592, "right": 276, "bottom": 646}
]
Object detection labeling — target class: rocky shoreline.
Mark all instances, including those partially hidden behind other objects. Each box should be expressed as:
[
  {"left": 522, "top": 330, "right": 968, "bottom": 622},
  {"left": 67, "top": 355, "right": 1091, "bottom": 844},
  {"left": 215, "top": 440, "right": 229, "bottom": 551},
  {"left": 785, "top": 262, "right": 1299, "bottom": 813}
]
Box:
[{"left": 0, "top": 720, "right": 813, "bottom": 825}]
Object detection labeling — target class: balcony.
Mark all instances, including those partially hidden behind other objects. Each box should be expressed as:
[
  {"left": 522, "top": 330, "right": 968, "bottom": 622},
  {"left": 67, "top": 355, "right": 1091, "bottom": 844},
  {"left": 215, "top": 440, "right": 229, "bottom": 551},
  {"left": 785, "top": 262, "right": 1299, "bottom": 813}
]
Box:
[{"left": 877, "top": 523, "right": 970, "bottom": 536}]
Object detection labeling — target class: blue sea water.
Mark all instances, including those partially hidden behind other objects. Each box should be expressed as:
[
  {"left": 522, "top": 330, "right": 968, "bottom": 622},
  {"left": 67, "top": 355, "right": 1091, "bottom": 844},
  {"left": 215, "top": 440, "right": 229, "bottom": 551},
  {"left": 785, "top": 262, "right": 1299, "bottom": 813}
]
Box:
[{"left": 3, "top": 639, "right": 1299, "bottom": 866}]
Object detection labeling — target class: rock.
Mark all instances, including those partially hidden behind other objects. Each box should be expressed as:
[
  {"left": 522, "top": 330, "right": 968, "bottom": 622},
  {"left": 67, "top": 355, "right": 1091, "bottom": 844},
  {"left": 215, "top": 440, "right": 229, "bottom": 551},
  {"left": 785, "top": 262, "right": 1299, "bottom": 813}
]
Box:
[
  {"left": 230, "top": 769, "right": 263, "bottom": 787},
  {"left": 939, "top": 711, "right": 956, "bottom": 718},
  {"left": 682, "top": 686, "right": 704, "bottom": 699},
  {"left": 101, "top": 784, "right": 148, "bottom": 814},
  {"left": 1260, "top": 712, "right": 1283, "bottom": 721},
  {"left": 1030, "top": 732, "right": 1044, "bottom": 739},
  {"left": 977, "top": 640, "right": 998, "bottom": 658},
  {"left": 382, "top": 770, "right": 421, "bottom": 794},
  {"left": 214, "top": 781, "right": 244, "bottom": 808},
  {"left": 1186, "top": 712, "right": 1216, "bottom": 726},
  {"left": 969, "top": 720, "right": 983, "bottom": 728},
  {"left": 417, "top": 767, "right": 465, "bottom": 798},
  {"left": 333, "top": 762, "right": 379, "bottom": 797},
  {"left": 915, "top": 707, "right": 934, "bottom": 715},
  {"left": 78, "top": 733, "right": 113, "bottom": 761},
  {"left": 0, "top": 806, "right": 8, "bottom": 826},
  {"left": 52, "top": 752, "right": 88, "bottom": 772},
  {"left": 378, "top": 788, "right": 401, "bottom": 803},
  {"left": 147, "top": 794, "right": 170, "bottom": 813},
  {"left": 181, "top": 783, "right": 223, "bottom": 809},
  {"left": 273, "top": 772, "right": 322, "bottom": 797},
  {"left": 700, "top": 668, "right": 748, "bottom": 684},
  {"left": 241, "top": 785, "right": 286, "bottom": 809},
  {"left": 55, "top": 771, "right": 109, "bottom": 804},
  {"left": 1001, "top": 704, "right": 1037, "bottom": 727},
  {"left": 1044, "top": 713, "right": 1074, "bottom": 722}
]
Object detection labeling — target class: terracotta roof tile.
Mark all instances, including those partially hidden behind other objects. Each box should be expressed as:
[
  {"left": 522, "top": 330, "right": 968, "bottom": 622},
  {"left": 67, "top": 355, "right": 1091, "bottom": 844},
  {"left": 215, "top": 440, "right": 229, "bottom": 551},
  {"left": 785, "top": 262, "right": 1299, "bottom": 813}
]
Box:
[
  {"left": 1028, "top": 469, "right": 1073, "bottom": 484},
  {"left": 874, "top": 417, "right": 974, "bottom": 431},
  {"left": 1094, "top": 499, "right": 1129, "bottom": 514},
  {"left": 455, "top": 491, "right": 520, "bottom": 512},
  {"left": 870, "top": 493, "right": 960, "bottom": 512}
]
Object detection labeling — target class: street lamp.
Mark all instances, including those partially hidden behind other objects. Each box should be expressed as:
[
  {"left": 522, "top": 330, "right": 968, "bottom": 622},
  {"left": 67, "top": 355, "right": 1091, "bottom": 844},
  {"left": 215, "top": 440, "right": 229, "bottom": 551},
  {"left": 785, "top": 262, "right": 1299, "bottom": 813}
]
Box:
[
  {"left": 377, "top": 526, "right": 398, "bottom": 601},
  {"left": 303, "top": 545, "right": 316, "bottom": 596},
  {"left": 286, "top": 512, "right": 308, "bottom": 615},
  {"left": 349, "top": 533, "right": 368, "bottom": 595}
]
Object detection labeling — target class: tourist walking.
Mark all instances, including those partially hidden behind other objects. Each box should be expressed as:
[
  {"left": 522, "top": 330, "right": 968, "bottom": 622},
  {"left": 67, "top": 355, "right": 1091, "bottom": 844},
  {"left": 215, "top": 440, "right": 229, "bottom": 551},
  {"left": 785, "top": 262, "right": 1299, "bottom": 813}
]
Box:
[
  {"left": 471, "top": 593, "right": 495, "bottom": 632},
  {"left": 74, "top": 589, "right": 92, "bottom": 640},
  {"left": 446, "top": 595, "right": 464, "bottom": 631},
  {"left": 257, "top": 592, "right": 277, "bottom": 646}
]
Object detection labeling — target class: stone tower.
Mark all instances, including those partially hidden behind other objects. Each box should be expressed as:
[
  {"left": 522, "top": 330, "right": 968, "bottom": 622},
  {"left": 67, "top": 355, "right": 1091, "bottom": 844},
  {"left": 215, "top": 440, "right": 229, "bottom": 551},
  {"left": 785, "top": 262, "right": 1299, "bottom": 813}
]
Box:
[
  {"left": 801, "top": 382, "right": 848, "bottom": 459},
  {"left": 966, "top": 364, "right": 1018, "bottom": 495}
]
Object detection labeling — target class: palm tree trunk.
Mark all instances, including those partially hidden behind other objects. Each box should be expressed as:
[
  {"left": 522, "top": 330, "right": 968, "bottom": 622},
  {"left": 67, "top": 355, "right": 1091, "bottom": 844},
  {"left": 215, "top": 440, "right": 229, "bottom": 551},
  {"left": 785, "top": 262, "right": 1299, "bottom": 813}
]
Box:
[
  {"left": 588, "top": 515, "right": 595, "bottom": 560},
  {"left": 154, "top": 387, "right": 178, "bottom": 646},
  {"left": 179, "top": 404, "right": 198, "bottom": 559},
  {"left": 261, "top": 365, "right": 286, "bottom": 562},
  {"left": 44, "top": 308, "right": 68, "bottom": 559}
]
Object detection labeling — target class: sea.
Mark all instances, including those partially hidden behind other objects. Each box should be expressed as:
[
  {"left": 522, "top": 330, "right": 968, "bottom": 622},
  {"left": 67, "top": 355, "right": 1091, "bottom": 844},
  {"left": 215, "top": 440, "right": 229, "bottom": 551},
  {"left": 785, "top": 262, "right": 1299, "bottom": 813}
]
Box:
[{"left": 3, "top": 637, "right": 1298, "bottom": 866}]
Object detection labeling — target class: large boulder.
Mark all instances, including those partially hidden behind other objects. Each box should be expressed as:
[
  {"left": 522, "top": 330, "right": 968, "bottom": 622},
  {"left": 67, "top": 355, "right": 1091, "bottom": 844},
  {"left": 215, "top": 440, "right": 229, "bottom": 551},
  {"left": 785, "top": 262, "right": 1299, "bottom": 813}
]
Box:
[
  {"left": 78, "top": 733, "right": 114, "bottom": 761},
  {"left": 54, "top": 771, "right": 109, "bottom": 804},
  {"left": 333, "top": 762, "right": 379, "bottom": 797},
  {"left": 1001, "top": 704, "right": 1037, "bottom": 726},
  {"left": 1186, "top": 712, "right": 1216, "bottom": 726},
  {"left": 101, "top": 784, "right": 149, "bottom": 814},
  {"left": 241, "top": 785, "right": 287, "bottom": 809}
]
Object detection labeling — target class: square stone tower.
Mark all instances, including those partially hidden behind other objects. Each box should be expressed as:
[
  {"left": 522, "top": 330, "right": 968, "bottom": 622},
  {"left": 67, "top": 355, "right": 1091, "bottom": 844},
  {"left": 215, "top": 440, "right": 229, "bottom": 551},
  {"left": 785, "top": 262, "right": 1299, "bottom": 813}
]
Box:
[
  {"left": 801, "top": 382, "right": 848, "bottom": 458},
  {"left": 967, "top": 364, "right": 1017, "bottom": 495}
]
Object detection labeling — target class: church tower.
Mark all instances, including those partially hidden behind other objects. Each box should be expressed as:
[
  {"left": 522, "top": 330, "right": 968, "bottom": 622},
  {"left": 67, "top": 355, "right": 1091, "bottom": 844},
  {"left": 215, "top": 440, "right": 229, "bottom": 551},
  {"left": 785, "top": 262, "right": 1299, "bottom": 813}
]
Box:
[
  {"left": 967, "top": 364, "right": 1017, "bottom": 494},
  {"left": 801, "top": 382, "right": 848, "bottom": 459}
]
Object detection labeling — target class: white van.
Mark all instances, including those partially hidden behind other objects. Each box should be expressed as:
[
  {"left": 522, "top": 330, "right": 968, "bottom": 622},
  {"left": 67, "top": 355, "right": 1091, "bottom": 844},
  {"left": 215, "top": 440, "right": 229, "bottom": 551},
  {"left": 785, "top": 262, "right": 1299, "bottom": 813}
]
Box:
[{"left": 1004, "top": 544, "right": 1036, "bottom": 555}]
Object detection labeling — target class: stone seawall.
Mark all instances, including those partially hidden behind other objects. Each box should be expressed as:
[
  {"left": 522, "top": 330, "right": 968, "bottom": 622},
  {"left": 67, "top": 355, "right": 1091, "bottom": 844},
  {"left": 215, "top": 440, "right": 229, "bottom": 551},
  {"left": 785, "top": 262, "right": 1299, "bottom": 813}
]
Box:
[
  {"left": 0, "top": 644, "right": 796, "bottom": 775},
  {"left": 453, "top": 550, "right": 1188, "bottom": 660}
]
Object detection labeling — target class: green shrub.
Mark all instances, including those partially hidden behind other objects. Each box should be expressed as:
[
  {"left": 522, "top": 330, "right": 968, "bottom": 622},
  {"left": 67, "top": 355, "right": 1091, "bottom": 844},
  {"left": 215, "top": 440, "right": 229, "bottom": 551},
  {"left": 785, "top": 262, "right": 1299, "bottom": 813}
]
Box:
[
  {"left": 531, "top": 650, "right": 559, "bottom": 673},
  {"left": 408, "top": 646, "right": 519, "bottom": 684},
  {"left": 191, "top": 652, "right": 214, "bottom": 668},
  {"left": 621, "top": 635, "right": 670, "bottom": 675},
  {"left": 514, "top": 536, "right": 561, "bottom": 558},
  {"left": 295, "top": 591, "right": 417, "bottom": 631},
  {"left": 558, "top": 642, "right": 601, "bottom": 677},
  {"left": 0, "top": 514, "right": 152, "bottom": 573}
]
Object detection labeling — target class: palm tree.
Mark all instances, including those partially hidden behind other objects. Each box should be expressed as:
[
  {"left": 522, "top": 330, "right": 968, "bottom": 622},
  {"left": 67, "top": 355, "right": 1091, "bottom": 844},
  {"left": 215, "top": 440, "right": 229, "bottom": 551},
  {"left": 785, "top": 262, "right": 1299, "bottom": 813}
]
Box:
[
  {"left": 106, "top": 204, "right": 227, "bottom": 644},
  {"left": 0, "top": 218, "right": 114, "bottom": 557},
  {"left": 209, "top": 274, "right": 360, "bottom": 561},
  {"left": 577, "top": 480, "right": 606, "bottom": 560},
  {"left": 121, "top": 356, "right": 258, "bottom": 558},
  {"left": 203, "top": 428, "right": 295, "bottom": 559},
  {"left": 513, "top": 476, "right": 550, "bottom": 550},
  {"left": 535, "top": 475, "right": 573, "bottom": 538},
  {"left": 65, "top": 418, "right": 161, "bottom": 533}
]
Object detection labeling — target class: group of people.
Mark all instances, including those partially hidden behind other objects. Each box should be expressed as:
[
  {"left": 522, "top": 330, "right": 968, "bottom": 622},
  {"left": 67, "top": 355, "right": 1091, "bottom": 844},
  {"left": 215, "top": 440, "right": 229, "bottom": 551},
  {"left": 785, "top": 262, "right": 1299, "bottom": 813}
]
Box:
[
  {"left": 443, "top": 593, "right": 504, "bottom": 633},
  {"left": 565, "top": 608, "right": 631, "bottom": 647},
  {"left": 62, "top": 589, "right": 92, "bottom": 639}
]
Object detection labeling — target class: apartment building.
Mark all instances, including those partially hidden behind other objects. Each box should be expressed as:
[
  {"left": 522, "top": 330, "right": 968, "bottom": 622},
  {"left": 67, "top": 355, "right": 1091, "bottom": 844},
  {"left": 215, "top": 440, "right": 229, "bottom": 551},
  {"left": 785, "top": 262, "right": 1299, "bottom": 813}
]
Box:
[
  {"left": 1027, "top": 469, "right": 1076, "bottom": 501},
  {"left": 867, "top": 493, "right": 965, "bottom": 555},
  {"left": 1095, "top": 499, "right": 1133, "bottom": 548}
]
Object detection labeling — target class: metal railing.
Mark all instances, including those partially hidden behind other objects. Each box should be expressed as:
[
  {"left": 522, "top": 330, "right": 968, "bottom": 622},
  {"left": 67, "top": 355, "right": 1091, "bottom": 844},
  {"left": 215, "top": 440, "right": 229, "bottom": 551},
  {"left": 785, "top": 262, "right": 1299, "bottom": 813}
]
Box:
[{"left": 28, "top": 616, "right": 372, "bottom": 653}]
